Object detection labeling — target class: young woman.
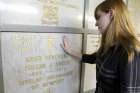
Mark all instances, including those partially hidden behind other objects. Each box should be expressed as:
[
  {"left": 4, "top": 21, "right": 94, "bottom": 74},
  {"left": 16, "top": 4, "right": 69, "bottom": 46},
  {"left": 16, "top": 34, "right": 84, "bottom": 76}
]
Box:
[{"left": 61, "top": 0, "right": 140, "bottom": 93}]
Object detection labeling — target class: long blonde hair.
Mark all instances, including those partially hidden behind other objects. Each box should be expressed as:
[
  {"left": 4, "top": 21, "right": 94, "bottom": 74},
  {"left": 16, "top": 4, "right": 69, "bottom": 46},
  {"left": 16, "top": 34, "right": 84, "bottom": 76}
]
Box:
[{"left": 95, "top": 0, "right": 140, "bottom": 62}]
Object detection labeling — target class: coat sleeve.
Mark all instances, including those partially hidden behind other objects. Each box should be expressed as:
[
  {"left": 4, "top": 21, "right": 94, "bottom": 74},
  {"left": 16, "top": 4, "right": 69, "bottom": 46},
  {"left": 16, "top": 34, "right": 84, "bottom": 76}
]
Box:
[
  {"left": 81, "top": 53, "right": 96, "bottom": 64},
  {"left": 118, "top": 50, "right": 140, "bottom": 93}
]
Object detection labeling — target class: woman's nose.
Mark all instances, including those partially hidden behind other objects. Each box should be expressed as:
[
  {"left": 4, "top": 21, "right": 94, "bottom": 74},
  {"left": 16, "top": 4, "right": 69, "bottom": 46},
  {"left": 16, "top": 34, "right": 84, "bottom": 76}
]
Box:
[{"left": 95, "top": 22, "right": 98, "bottom": 26}]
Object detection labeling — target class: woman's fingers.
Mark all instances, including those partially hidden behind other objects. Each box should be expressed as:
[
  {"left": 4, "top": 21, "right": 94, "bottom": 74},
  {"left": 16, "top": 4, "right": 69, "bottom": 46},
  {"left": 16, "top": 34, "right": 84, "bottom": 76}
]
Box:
[
  {"left": 63, "top": 36, "right": 66, "bottom": 47},
  {"left": 61, "top": 36, "right": 70, "bottom": 53},
  {"left": 63, "top": 36, "right": 69, "bottom": 48}
]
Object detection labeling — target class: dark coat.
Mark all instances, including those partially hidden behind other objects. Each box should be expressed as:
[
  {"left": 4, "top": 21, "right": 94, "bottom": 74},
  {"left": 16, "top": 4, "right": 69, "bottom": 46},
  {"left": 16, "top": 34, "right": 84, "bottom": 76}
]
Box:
[{"left": 82, "top": 45, "right": 140, "bottom": 93}]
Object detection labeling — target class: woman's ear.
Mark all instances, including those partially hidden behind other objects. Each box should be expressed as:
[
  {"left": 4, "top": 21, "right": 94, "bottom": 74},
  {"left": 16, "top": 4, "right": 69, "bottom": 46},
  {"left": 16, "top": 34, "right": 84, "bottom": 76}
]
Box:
[{"left": 109, "top": 9, "right": 115, "bottom": 18}]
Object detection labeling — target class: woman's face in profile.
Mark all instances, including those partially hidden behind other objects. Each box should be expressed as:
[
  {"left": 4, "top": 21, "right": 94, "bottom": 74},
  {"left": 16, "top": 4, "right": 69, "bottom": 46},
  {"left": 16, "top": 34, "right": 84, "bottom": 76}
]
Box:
[{"left": 95, "top": 10, "right": 112, "bottom": 34}]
